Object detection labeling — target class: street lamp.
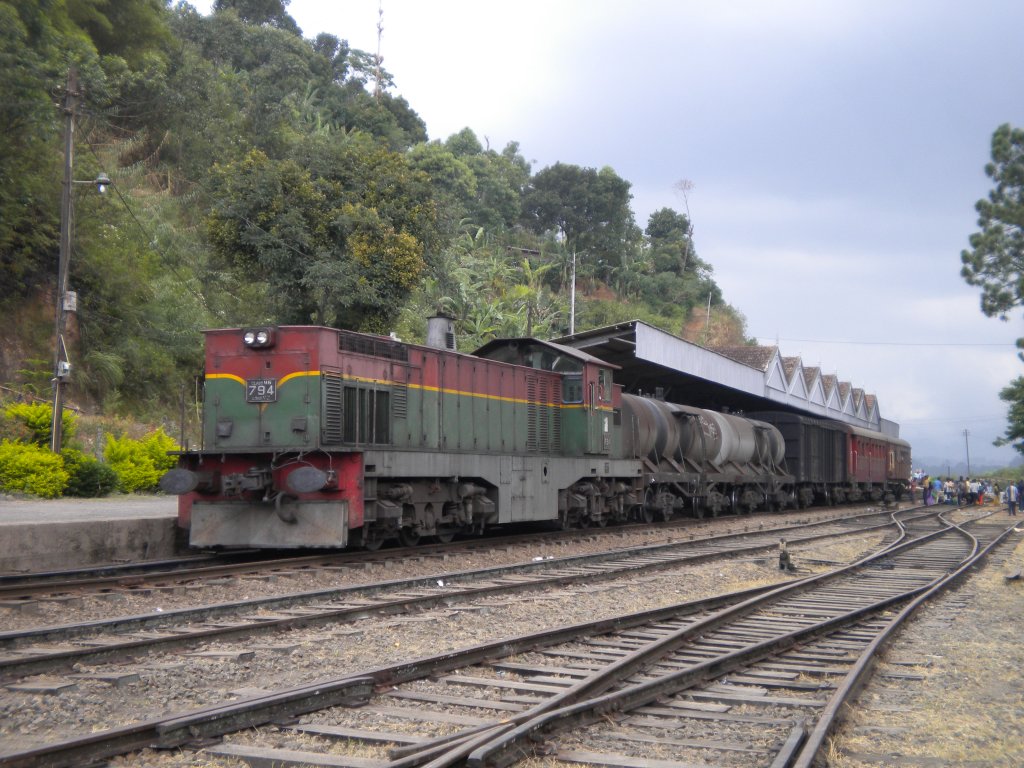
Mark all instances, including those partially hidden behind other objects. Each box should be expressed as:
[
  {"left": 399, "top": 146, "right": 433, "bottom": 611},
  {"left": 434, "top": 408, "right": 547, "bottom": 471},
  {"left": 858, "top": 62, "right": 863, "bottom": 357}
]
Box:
[{"left": 51, "top": 67, "right": 113, "bottom": 453}]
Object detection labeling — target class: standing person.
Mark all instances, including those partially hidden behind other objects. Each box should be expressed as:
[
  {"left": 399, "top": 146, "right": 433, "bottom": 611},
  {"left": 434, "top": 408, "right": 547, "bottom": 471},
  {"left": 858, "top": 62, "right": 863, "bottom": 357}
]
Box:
[
  {"left": 1007, "top": 481, "right": 1018, "bottom": 516},
  {"left": 922, "top": 475, "right": 932, "bottom": 506}
]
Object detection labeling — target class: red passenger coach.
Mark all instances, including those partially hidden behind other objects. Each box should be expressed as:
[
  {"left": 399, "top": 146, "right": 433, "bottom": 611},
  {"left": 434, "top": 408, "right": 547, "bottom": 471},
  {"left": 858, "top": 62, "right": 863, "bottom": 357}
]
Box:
[{"left": 846, "top": 425, "right": 910, "bottom": 498}]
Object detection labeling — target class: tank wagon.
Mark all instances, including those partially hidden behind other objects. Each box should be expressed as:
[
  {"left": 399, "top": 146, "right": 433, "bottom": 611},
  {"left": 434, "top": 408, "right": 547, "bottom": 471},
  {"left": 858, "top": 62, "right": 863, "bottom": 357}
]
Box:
[{"left": 162, "top": 323, "right": 826, "bottom": 549}]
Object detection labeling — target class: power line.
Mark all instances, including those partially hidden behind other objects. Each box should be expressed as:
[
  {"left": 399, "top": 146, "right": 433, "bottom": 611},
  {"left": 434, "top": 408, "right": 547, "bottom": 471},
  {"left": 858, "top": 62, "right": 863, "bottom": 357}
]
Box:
[
  {"left": 898, "top": 414, "right": 1008, "bottom": 425},
  {"left": 755, "top": 337, "right": 1016, "bottom": 348},
  {"left": 84, "top": 141, "right": 219, "bottom": 318}
]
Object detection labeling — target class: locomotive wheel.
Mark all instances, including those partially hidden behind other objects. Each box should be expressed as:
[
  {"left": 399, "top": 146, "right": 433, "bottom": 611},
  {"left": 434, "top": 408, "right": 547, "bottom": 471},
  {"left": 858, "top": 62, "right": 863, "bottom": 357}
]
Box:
[
  {"left": 398, "top": 527, "right": 421, "bottom": 547},
  {"left": 435, "top": 527, "right": 457, "bottom": 544},
  {"left": 361, "top": 528, "right": 384, "bottom": 551},
  {"left": 641, "top": 487, "right": 658, "bottom": 524}
]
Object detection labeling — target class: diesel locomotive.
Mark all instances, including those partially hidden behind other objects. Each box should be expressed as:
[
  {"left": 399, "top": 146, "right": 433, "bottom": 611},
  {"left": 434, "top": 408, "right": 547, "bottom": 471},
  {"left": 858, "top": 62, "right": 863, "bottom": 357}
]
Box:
[{"left": 160, "top": 321, "right": 910, "bottom": 549}]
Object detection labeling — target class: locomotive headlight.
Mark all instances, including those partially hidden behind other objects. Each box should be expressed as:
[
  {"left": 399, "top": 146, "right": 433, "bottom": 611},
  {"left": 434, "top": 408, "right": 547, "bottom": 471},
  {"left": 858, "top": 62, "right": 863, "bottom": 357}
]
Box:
[{"left": 242, "top": 327, "right": 275, "bottom": 348}]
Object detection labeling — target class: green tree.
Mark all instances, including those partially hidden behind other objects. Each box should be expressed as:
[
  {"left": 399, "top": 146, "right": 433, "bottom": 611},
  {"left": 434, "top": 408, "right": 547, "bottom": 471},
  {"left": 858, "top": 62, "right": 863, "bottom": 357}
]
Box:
[
  {"left": 68, "top": 0, "right": 172, "bottom": 66},
  {"left": 213, "top": 0, "right": 299, "bottom": 33},
  {"left": 961, "top": 123, "right": 1024, "bottom": 330},
  {"left": 444, "top": 130, "right": 530, "bottom": 231},
  {"left": 206, "top": 134, "right": 439, "bottom": 332},
  {"left": 962, "top": 123, "right": 1024, "bottom": 454},
  {"left": 641, "top": 207, "right": 720, "bottom": 316},
  {"left": 995, "top": 377, "right": 1024, "bottom": 455},
  {"left": 521, "top": 163, "right": 639, "bottom": 285}
]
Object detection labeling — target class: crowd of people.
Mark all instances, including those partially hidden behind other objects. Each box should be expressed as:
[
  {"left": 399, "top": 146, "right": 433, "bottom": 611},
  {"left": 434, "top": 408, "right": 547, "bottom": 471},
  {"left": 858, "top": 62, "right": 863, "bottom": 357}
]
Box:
[{"left": 910, "top": 473, "right": 1024, "bottom": 514}]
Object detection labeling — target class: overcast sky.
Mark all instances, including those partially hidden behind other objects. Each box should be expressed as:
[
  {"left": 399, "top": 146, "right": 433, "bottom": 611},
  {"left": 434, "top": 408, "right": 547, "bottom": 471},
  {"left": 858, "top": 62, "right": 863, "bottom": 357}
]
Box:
[{"left": 196, "top": 0, "right": 1024, "bottom": 469}]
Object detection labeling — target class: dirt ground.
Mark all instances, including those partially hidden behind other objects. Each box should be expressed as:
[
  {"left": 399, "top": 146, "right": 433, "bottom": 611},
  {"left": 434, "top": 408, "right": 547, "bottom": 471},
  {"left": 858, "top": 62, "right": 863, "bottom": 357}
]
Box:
[{"left": 827, "top": 507, "right": 1024, "bottom": 767}]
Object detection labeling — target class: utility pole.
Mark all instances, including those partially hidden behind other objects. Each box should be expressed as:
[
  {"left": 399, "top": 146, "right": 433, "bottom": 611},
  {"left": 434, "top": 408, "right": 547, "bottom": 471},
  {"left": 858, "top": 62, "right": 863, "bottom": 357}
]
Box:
[
  {"left": 963, "top": 429, "right": 971, "bottom": 477},
  {"left": 569, "top": 250, "right": 576, "bottom": 336},
  {"left": 51, "top": 68, "right": 79, "bottom": 454}
]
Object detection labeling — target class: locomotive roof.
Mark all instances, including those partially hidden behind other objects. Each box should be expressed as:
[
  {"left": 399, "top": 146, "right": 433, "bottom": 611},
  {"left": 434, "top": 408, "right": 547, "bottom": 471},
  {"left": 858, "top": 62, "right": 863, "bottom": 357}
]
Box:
[{"left": 473, "top": 337, "right": 619, "bottom": 372}]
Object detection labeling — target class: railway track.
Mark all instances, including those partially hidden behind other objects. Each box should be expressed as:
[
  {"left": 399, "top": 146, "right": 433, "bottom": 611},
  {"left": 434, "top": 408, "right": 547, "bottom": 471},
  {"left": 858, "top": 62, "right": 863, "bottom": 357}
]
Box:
[
  {"left": 0, "top": 504, "right": 890, "bottom": 600},
  {"left": 0, "top": 507, "right": 927, "bottom": 682},
  {"left": 1, "top": 509, "right": 1013, "bottom": 767}
]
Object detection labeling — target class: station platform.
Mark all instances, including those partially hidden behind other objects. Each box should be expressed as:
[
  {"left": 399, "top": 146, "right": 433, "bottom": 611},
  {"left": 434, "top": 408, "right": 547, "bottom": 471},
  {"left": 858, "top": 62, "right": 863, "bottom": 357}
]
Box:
[{"left": 0, "top": 495, "right": 181, "bottom": 573}]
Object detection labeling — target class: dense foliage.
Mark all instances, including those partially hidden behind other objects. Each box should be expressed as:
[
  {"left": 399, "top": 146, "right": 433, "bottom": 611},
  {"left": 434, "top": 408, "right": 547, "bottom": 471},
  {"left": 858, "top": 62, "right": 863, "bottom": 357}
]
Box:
[
  {"left": 962, "top": 123, "right": 1024, "bottom": 455},
  {"left": 0, "top": 0, "right": 749, "bottom": 451},
  {"left": 0, "top": 402, "right": 175, "bottom": 497}
]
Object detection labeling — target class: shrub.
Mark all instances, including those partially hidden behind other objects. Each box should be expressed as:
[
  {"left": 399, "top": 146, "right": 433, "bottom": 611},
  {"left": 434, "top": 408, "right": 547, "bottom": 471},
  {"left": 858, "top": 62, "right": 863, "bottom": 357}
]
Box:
[
  {"left": 141, "top": 428, "right": 178, "bottom": 473},
  {"left": 2, "top": 402, "right": 76, "bottom": 447},
  {"left": 0, "top": 439, "right": 69, "bottom": 498},
  {"left": 104, "top": 429, "right": 179, "bottom": 493},
  {"left": 62, "top": 448, "right": 119, "bottom": 497}
]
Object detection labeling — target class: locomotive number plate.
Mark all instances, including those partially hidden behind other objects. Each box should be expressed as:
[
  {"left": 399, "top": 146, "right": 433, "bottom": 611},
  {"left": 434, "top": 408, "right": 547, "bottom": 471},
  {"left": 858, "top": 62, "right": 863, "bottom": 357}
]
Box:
[{"left": 246, "top": 378, "right": 278, "bottom": 403}]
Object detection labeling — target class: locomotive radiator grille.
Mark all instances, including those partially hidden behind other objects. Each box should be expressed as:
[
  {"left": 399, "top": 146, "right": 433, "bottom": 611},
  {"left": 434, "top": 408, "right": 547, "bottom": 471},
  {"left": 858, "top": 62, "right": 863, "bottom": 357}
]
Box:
[
  {"left": 527, "top": 377, "right": 558, "bottom": 453},
  {"left": 391, "top": 382, "right": 408, "bottom": 419},
  {"left": 321, "top": 373, "right": 344, "bottom": 444}
]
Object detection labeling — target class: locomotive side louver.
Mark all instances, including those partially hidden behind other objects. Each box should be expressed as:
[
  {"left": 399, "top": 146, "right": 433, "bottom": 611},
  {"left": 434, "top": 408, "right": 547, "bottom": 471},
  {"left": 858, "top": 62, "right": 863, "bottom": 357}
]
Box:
[
  {"left": 321, "top": 373, "right": 344, "bottom": 443},
  {"left": 392, "top": 382, "right": 408, "bottom": 419}
]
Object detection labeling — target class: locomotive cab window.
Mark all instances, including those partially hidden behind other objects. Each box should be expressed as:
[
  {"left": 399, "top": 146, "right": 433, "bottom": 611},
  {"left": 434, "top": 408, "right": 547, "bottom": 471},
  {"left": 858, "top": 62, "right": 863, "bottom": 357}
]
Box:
[{"left": 562, "top": 375, "right": 583, "bottom": 404}]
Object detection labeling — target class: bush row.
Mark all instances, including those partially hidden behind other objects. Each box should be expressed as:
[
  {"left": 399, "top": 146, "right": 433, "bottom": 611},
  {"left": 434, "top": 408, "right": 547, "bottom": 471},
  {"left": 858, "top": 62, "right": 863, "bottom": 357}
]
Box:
[{"left": 0, "top": 402, "right": 178, "bottom": 498}]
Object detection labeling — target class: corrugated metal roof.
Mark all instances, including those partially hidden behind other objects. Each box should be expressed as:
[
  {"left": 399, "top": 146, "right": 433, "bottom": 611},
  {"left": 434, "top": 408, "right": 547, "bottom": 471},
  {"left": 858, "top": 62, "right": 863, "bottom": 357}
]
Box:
[{"left": 711, "top": 345, "right": 779, "bottom": 371}]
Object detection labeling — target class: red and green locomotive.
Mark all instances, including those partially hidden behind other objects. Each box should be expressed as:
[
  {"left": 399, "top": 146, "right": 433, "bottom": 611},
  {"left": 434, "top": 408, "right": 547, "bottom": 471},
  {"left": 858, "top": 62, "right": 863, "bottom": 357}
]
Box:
[
  {"left": 162, "top": 320, "right": 906, "bottom": 550},
  {"left": 162, "top": 322, "right": 649, "bottom": 549}
]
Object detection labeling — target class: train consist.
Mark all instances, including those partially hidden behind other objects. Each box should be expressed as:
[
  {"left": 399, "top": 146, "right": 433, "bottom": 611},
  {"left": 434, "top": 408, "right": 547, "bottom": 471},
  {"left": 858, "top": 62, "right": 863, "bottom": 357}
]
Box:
[{"left": 160, "top": 322, "right": 912, "bottom": 549}]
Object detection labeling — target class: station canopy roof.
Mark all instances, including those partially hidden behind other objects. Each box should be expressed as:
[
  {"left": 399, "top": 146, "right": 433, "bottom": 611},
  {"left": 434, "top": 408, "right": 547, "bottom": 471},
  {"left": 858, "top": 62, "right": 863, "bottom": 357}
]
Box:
[{"left": 552, "top": 320, "right": 899, "bottom": 438}]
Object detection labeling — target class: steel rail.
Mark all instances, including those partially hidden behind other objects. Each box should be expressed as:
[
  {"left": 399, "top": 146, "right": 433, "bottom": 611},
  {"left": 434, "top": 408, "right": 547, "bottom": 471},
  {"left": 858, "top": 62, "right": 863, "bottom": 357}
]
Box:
[
  {"left": 0, "top": 510, "right": 976, "bottom": 768},
  {"left": 0, "top": 505, "right": 923, "bottom": 598},
  {"left": 0, "top": 578, "right": 815, "bottom": 768},
  {"left": 399, "top": 514, "right": 1004, "bottom": 768},
  {"left": 787, "top": 515, "right": 1016, "bottom": 768},
  {"left": 0, "top": 508, "right": 927, "bottom": 681}
]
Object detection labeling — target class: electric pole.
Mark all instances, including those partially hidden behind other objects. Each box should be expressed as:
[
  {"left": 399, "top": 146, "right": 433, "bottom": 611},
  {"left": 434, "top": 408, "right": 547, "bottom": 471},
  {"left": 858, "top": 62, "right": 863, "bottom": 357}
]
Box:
[
  {"left": 963, "top": 429, "right": 971, "bottom": 477},
  {"left": 51, "top": 68, "right": 79, "bottom": 453}
]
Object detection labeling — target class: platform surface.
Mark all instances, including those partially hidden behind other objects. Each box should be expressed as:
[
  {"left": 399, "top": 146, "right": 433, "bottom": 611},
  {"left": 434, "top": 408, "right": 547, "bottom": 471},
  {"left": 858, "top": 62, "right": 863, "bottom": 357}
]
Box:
[{"left": 0, "top": 495, "right": 181, "bottom": 572}]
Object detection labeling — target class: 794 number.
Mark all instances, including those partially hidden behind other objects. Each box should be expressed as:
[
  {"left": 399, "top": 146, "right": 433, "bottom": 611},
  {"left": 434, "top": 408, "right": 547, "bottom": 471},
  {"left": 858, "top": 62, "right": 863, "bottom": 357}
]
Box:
[{"left": 246, "top": 378, "right": 277, "bottom": 403}]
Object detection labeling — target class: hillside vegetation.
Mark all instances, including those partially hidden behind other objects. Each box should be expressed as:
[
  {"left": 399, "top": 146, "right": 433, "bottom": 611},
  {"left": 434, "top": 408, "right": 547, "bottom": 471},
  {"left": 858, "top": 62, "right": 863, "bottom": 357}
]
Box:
[{"left": 0, "top": 0, "right": 750, "bottom": 426}]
